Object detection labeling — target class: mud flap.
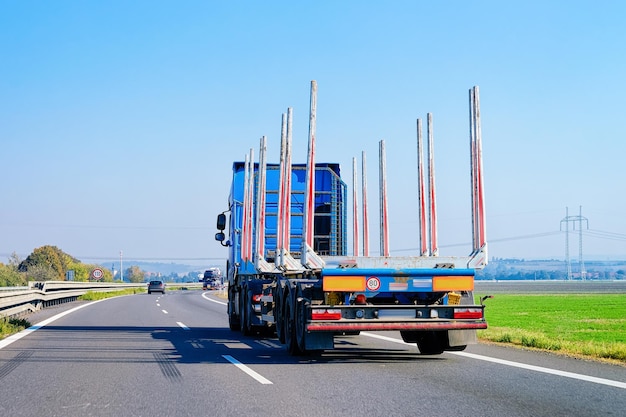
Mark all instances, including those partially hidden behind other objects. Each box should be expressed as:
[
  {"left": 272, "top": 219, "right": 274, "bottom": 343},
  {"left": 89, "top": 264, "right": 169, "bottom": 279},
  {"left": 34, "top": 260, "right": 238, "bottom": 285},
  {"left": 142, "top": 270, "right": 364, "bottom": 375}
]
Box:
[
  {"left": 305, "top": 331, "right": 334, "bottom": 351},
  {"left": 448, "top": 329, "right": 477, "bottom": 347}
]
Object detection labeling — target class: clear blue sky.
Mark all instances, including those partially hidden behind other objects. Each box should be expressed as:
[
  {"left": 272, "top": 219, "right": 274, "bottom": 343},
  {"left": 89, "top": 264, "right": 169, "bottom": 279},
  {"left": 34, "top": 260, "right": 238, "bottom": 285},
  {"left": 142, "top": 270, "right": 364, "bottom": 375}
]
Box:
[{"left": 2, "top": 1, "right": 626, "bottom": 267}]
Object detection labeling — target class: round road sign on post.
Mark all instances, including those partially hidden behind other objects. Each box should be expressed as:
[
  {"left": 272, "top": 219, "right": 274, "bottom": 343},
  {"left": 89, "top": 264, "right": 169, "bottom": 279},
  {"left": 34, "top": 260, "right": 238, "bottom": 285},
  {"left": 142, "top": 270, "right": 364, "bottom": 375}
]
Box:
[{"left": 91, "top": 268, "right": 104, "bottom": 281}]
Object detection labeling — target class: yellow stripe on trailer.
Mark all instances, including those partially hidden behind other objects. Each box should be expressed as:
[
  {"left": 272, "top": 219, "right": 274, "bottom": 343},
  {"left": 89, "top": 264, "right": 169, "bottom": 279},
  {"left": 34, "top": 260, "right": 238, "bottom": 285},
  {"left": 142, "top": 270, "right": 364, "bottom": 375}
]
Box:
[
  {"left": 323, "top": 276, "right": 366, "bottom": 292},
  {"left": 432, "top": 275, "right": 474, "bottom": 291}
]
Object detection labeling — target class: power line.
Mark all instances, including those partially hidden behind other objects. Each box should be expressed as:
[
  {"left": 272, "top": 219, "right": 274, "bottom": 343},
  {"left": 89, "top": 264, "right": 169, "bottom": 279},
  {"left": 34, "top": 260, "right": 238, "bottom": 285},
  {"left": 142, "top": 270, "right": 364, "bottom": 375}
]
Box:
[
  {"left": 3, "top": 227, "right": 624, "bottom": 262},
  {"left": 393, "top": 227, "right": 625, "bottom": 254},
  {"left": 0, "top": 253, "right": 225, "bottom": 262},
  {"left": 1, "top": 223, "right": 211, "bottom": 230},
  {"left": 488, "top": 231, "right": 563, "bottom": 243},
  {"left": 393, "top": 231, "right": 563, "bottom": 252},
  {"left": 583, "top": 229, "right": 626, "bottom": 241},
  {"left": 77, "top": 257, "right": 225, "bottom": 262}
]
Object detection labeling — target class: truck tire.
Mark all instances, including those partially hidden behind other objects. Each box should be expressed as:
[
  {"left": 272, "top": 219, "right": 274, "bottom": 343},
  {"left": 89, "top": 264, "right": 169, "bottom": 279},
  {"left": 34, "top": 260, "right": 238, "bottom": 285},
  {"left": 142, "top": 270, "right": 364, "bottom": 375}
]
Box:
[
  {"left": 284, "top": 292, "right": 303, "bottom": 355},
  {"left": 295, "top": 287, "right": 307, "bottom": 353},
  {"left": 274, "top": 289, "right": 286, "bottom": 344},
  {"left": 415, "top": 331, "right": 446, "bottom": 355},
  {"left": 240, "top": 291, "right": 252, "bottom": 336},
  {"left": 228, "top": 290, "right": 240, "bottom": 331},
  {"left": 228, "top": 312, "right": 239, "bottom": 331}
]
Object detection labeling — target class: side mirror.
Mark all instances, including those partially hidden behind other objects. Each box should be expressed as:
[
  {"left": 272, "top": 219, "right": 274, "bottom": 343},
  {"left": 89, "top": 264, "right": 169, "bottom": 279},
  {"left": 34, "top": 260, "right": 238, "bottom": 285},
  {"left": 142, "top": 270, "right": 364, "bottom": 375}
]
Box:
[
  {"left": 217, "top": 213, "right": 226, "bottom": 231},
  {"left": 215, "top": 232, "right": 225, "bottom": 242}
]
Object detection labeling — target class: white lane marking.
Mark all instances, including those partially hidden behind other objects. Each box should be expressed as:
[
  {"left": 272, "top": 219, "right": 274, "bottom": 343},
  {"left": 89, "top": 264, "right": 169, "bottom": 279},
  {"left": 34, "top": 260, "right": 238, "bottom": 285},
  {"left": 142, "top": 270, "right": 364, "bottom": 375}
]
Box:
[
  {"left": 361, "top": 332, "right": 626, "bottom": 390},
  {"left": 202, "top": 292, "right": 227, "bottom": 306},
  {"left": 156, "top": 304, "right": 160, "bottom": 307},
  {"left": 177, "top": 322, "right": 190, "bottom": 330},
  {"left": 0, "top": 299, "right": 108, "bottom": 350},
  {"left": 224, "top": 342, "right": 252, "bottom": 349},
  {"left": 450, "top": 351, "right": 626, "bottom": 390},
  {"left": 222, "top": 355, "right": 273, "bottom": 385},
  {"left": 162, "top": 310, "right": 168, "bottom": 314}
]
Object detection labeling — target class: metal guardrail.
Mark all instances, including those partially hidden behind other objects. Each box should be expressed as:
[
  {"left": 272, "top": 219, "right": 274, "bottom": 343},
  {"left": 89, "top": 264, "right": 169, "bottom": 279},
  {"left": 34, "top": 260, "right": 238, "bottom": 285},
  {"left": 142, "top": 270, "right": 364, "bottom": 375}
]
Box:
[
  {"left": 0, "top": 286, "right": 29, "bottom": 291},
  {"left": 0, "top": 281, "right": 148, "bottom": 319}
]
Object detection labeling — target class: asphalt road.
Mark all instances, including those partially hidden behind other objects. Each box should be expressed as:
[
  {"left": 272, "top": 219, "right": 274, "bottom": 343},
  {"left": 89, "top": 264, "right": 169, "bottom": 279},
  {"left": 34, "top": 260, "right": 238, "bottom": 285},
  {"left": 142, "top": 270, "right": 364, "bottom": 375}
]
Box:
[{"left": 1, "top": 290, "right": 625, "bottom": 417}]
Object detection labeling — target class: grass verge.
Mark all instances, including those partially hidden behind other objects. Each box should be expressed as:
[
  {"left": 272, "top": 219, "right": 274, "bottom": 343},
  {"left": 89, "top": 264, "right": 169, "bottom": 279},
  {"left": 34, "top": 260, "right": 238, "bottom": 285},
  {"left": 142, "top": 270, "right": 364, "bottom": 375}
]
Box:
[
  {"left": 0, "top": 317, "right": 31, "bottom": 339},
  {"left": 78, "top": 288, "right": 145, "bottom": 301},
  {"left": 478, "top": 293, "right": 626, "bottom": 364}
]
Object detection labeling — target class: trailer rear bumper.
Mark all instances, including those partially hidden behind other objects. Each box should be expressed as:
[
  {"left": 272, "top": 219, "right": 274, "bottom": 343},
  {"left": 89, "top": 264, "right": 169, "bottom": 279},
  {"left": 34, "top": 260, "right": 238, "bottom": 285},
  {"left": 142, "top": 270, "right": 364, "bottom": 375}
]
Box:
[{"left": 306, "top": 320, "right": 487, "bottom": 332}]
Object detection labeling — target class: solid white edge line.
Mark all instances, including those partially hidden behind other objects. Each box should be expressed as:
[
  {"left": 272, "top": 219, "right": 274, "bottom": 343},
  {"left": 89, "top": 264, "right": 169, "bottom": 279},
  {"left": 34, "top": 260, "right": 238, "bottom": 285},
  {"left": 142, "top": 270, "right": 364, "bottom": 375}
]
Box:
[
  {"left": 222, "top": 354, "right": 273, "bottom": 385},
  {"left": 202, "top": 292, "right": 227, "bottom": 306},
  {"left": 450, "top": 351, "right": 626, "bottom": 390},
  {"left": 361, "top": 332, "right": 626, "bottom": 390},
  {"left": 176, "top": 322, "right": 190, "bottom": 330},
  {"left": 0, "top": 299, "right": 108, "bottom": 350}
]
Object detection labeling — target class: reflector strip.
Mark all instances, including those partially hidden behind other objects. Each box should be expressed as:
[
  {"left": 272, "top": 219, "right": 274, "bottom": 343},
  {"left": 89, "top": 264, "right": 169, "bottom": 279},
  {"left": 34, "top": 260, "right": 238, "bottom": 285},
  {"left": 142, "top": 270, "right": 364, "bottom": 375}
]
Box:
[
  {"left": 432, "top": 275, "right": 474, "bottom": 291},
  {"left": 323, "top": 276, "right": 366, "bottom": 291},
  {"left": 307, "top": 321, "right": 487, "bottom": 332},
  {"left": 389, "top": 282, "right": 408, "bottom": 291},
  {"left": 412, "top": 279, "right": 432, "bottom": 291}
]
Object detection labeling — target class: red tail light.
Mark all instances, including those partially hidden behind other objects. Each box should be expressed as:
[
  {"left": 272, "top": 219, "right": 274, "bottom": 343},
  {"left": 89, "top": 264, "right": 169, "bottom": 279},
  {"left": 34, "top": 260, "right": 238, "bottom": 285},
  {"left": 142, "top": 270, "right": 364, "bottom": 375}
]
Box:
[
  {"left": 453, "top": 308, "right": 483, "bottom": 319},
  {"left": 251, "top": 294, "right": 263, "bottom": 303},
  {"left": 312, "top": 309, "right": 342, "bottom": 320}
]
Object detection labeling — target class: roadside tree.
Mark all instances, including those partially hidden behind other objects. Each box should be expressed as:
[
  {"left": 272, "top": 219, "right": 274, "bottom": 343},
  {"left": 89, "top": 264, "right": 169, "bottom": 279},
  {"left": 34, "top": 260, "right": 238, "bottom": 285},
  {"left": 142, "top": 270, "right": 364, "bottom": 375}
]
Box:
[
  {"left": 125, "top": 265, "right": 145, "bottom": 283},
  {"left": 18, "top": 245, "right": 76, "bottom": 281}
]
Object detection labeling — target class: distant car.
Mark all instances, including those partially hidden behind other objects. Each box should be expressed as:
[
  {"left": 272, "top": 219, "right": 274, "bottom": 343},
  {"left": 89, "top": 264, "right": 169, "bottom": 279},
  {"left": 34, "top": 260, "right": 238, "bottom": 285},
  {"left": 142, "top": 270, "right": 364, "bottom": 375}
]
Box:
[{"left": 147, "top": 280, "right": 165, "bottom": 294}]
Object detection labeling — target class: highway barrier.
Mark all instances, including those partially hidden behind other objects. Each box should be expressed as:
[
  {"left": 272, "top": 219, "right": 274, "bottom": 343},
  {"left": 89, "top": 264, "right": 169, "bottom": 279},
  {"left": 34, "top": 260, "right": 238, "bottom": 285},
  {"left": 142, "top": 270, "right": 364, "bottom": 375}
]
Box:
[{"left": 0, "top": 281, "right": 147, "bottom": 319}]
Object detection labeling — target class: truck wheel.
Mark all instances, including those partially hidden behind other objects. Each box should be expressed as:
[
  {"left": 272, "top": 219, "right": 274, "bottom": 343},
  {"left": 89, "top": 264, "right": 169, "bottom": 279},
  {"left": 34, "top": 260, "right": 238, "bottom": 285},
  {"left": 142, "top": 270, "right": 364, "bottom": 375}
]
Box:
[
  {"left": 244, "top": 292, "right": 255, "bottom": 335},
  {"left": 400, "top": 331, "right": 418, "bottom": 343},
  {"left": 228, "top": 311, "right": 239, "bottom": 331},
  {"left": 284, "top": 293, "right": 303, "bottom": 355},
  {"left": 415, "top": 331, "right": 446, "bottom": 355},
  {"left": 295, "top": 293, "right": 307, "bottom": 353},
  {"left": 228, "top": 291, "right": 240, "bottom": 331},
  {"left": 240, "top": 292, "right": 252, "bottom": 336},
  {"left": 275, "top": 290, "right": 286, "bottom": 344}
]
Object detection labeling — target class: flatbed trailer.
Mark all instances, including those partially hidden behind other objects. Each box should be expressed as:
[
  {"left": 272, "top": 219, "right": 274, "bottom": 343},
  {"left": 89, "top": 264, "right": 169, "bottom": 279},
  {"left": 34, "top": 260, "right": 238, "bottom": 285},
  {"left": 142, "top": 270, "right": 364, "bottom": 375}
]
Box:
[{"left": 216, "top": 81, "right": 488, "bottom": 355}]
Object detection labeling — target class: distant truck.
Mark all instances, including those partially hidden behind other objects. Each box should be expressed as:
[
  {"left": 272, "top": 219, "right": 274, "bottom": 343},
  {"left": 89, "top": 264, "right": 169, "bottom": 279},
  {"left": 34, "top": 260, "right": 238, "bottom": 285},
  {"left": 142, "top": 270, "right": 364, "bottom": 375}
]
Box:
[
  {"left": 201, "top": 269, "right": 222, "bottom": 290},
  {"left": 215, "top": 81, "right": 489, "bottom": 355}
]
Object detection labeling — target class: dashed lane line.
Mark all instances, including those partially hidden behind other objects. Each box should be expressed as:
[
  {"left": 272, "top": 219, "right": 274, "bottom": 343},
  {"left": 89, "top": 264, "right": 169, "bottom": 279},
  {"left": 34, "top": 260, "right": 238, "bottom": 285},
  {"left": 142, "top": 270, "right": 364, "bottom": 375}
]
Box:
[{"left": 222, "top": 354, "right": 273, "bottom": 385}]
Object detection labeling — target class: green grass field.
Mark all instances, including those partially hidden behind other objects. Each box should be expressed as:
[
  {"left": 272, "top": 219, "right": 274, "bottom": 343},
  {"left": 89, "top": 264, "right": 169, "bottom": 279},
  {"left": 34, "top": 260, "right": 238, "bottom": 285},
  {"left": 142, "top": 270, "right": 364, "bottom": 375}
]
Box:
[{"left": 478, "top": 294, "right": 626, "bottom": 364}]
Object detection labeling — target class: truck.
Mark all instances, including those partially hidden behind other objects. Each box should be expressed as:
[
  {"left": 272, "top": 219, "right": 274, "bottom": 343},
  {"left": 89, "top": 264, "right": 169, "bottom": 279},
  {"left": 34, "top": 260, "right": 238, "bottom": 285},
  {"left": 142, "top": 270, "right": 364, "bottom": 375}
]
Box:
[
  {"left": 215, "top": 81, "right": 489, "bottom": 355},
  {"left": 201, "top": 268, "right": 222, "bottom": 290}
]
